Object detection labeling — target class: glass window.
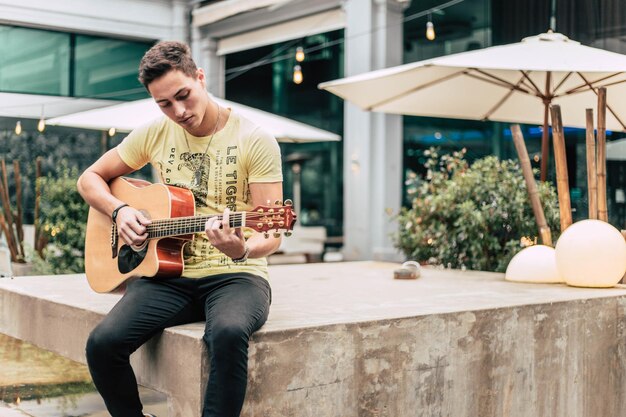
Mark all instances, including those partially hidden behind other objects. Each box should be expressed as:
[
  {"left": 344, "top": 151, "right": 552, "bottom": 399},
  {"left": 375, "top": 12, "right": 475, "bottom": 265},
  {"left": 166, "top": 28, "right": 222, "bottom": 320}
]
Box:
[
  {"left": 0, "top": 25, "right": 151, "bottom": 100},
  {"left": 403, "top": 0, "right": 491, "bottom": 62},
  {"left": 74, "top": 35, "right": 151, "bottom": 100},
  {"left": 0, "top": 26, "right": 70, "bottom": 95},
  {"left": 225, "top": 30, "right": 344, "bottom": 236}
]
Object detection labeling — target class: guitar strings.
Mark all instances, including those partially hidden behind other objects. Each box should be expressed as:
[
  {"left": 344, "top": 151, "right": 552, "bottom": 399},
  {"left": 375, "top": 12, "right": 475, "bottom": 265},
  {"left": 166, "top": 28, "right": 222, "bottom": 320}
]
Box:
[{"left": 143, "top": 211, "right": 292, "bottom": 238}]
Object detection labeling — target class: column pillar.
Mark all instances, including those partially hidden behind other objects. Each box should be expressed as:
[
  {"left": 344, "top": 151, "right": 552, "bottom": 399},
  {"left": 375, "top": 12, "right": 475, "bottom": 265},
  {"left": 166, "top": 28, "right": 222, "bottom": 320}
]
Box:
[
  {"left": 342, "top": 0, "right": 407, "bottom": 261},
  {"left": 170, "top": 0, "right": 189, "bottom": 42},
  {"left": 192, "top": 28, "right": 225, "bottom": 98}
]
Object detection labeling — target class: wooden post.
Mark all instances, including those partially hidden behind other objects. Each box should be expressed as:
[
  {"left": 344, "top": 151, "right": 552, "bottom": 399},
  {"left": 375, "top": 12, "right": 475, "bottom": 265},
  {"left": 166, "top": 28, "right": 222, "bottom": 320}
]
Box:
[
  {"left": 511, "top": 124, "right": 552, "bottom": 246},
  {"left": 0, "top": 159, "right": 19, "bottom": 261},
  {"left": 585, "top": 109, "right": 598, "bottom": 220},
  {"left": 34, "top": 157, "right": 45, "bottom": 256},
  {"left": 597, "top": 87, "right": 608, "bottom": 222},
  {"left": 540, "top": 100, "right": 550, "bottom": 182},
  {"left": 0, "top": 214, "right": 17, "bottom": 262},
  {"left": 0, "top": 159, "right": 14, "bottom": 230},
  {"left": 13, "top": 160, "right": 24, "bottom": 259},
  {"left": 549, "top": 105, "right": 573, "bottom": 232}
]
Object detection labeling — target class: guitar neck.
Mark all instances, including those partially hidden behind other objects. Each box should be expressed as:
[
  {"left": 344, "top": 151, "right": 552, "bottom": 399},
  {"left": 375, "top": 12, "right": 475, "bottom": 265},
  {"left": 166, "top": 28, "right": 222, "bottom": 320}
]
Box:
[{"left": 146, "top": 212, "right": 246, "bottom": 239}]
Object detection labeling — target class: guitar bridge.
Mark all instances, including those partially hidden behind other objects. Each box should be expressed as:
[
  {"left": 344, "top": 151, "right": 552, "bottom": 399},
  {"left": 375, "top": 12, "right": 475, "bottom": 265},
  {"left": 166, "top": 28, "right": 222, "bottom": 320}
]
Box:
[{"left": 111, "top": 224, "right": 119, "bottom": 259}]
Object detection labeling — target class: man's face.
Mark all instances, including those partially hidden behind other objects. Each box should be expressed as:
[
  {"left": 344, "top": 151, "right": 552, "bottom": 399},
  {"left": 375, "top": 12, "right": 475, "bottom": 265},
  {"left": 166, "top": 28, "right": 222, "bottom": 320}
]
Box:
[{"left": 148, "top": 69, "right": 209, "bottom": 134}]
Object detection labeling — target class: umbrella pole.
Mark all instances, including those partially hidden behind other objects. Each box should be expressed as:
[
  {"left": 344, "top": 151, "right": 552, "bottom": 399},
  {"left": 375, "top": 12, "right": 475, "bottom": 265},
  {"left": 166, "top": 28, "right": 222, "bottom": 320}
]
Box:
[
  {"left": 540, "top": 101, "right": 550, "bottom": 182},
  {"left": 585, "top": 109, "right": 598, "bottom": 220},
  {"left": 597, "top": 87, "right": 608, "bottom": 222},
  {"left": 511, "top": 124, "right": 552, "bottom": 246},
  {"left": 549, "top": 105, "right": 573, "bottom": 232}
]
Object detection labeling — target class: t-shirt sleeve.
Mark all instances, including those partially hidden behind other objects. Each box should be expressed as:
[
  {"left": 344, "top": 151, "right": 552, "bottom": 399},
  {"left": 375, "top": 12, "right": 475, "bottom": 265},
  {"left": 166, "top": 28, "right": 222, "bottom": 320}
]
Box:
[
  {"left": 116, "top": 119, "right": 162, "bottom": 170},
  {"left": 246, "top": 127, "right": 283, "bottom": 183}
]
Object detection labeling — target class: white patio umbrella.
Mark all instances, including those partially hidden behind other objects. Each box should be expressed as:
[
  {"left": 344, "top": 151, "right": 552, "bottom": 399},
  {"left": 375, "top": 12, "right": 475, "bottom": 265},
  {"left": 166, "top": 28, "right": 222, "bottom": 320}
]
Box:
[
  {"left": 320, "top": 31, "right": 626, "bottom": 179},
  {"left": 47, "top": 96, "right": 340, "bottom": 143}
]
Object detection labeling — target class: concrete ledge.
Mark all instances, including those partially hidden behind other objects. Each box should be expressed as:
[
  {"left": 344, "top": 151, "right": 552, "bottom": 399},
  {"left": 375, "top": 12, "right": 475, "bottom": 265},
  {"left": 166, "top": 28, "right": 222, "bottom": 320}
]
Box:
[{"left": 2, "top": 262, "right": 626, "bottom": 416}]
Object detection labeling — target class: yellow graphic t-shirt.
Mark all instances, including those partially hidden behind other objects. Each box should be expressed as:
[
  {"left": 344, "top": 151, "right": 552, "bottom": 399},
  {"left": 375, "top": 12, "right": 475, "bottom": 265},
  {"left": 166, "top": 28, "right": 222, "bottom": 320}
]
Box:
[{"left": 116, "top": 109, "right": 283, "bottom": 280}]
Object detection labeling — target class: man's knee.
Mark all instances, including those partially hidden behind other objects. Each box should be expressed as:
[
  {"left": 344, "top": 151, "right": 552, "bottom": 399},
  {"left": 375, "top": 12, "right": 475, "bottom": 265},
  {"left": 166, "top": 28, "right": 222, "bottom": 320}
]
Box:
[
  {"left": 206, "top": 322, "right": 249, "bottom": 355},
  {"left": 86, "top": 323, "right": 125, "bottom": 364}
]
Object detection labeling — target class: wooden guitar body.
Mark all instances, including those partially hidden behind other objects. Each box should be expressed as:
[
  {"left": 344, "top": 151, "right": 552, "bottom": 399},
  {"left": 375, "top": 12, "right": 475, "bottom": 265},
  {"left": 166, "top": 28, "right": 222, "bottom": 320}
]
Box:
[
  {"left": 85, "top": 178, "right": 195, "bottom": 293},
  {"left": 85, "top": 177, "right": 296, "bottom": 293}
]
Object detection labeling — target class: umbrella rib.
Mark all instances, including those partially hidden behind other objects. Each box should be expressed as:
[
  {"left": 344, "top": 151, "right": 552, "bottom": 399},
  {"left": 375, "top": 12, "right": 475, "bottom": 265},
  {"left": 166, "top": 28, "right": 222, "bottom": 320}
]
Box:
[
  {"left": 597, "top": 78, "right": 626, "bottom": 89},
  {"left": 519, "top": 71, "right": 544, "bottom": 97},
  {"left": 365, "top": 70, "right": 467, "bottom": 111},
  {"left": 575, "top": 72, "right": 626, "bottom": 130},
  {"left": 482, "top": 73, "right": 528, "bottom": 120},
  {"left": 552, "top": 72, "right": 573, "bottom": 95},
  {"left": 561, "top": 77, "right": 626, "bottom": 97},
  {"left": 562, "top": 72, "right": 623, "bottom": 95},
  {"left": 469, "top": 69, "right": 534, "bottom": 95}
]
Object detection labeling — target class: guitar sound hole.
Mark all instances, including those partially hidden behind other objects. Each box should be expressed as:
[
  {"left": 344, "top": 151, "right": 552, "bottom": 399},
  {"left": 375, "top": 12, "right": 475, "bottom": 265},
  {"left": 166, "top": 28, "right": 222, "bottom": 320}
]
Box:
[{"left": 118, "top": 244, "right": 148, "bottom": 274}]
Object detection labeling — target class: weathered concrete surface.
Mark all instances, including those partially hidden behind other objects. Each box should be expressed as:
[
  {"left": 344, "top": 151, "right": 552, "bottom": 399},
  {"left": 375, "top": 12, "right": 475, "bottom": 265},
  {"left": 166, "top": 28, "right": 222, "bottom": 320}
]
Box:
[{"left": 1, "top": 261, "right": 626, "bottom": 417}]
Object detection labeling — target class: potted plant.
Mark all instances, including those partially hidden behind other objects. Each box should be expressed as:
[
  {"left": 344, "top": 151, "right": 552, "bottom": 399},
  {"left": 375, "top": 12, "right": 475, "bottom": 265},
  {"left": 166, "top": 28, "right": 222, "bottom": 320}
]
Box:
[{"left": 394, "top": 148, "right": 561, "bottom": 272}]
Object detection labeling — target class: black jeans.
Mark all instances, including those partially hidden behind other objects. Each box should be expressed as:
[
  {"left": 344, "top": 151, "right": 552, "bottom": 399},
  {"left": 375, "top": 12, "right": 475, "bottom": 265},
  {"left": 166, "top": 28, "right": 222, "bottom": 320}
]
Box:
[{"left": 86, "top": 272, "right": 271, "bottom": 417}]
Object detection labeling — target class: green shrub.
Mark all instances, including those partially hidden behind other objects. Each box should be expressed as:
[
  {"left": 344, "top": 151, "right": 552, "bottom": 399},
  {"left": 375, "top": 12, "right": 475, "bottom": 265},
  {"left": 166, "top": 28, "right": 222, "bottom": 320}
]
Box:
[
  {"left": 32, "top": 165, "right": 88, "bottom": 274},
  {"left": 394, "top": 148, "right": 561, "bottom": 272}
]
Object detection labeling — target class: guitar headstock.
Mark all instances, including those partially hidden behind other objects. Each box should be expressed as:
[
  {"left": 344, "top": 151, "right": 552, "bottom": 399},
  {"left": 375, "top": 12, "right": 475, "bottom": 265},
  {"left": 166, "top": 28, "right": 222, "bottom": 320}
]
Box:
[{"left": 246, "top": 200, "right": 297, "bottom": 237}]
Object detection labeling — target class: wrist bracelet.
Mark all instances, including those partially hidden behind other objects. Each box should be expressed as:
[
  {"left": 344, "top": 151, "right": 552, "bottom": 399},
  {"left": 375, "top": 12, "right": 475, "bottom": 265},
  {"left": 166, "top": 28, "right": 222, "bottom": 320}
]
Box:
[
  {"left": 231, "top": 243, "right": 250, "bottom": 264},
  {"left": 111, "top": 203, "right": 129, "bottom": 223}
]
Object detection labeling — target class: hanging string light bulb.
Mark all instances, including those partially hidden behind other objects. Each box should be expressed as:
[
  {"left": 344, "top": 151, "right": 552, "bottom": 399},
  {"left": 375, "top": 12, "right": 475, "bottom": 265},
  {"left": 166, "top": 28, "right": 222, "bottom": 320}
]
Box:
[
  {"left": 293, "top": 65, "right": 303, "bottom": 84},
  {"left": 108, "top": 127, "right": 116, "bottom": 137},
  {"left": 426, "top": 13, "right": 436, "bottom": 41},
  {"left": 37, "top": 105, "right": 46, "bottom": 132},
  {"left": 295, "top": 46, "right": 305, "bottom": 62},
  {"left": 15, "top": 121, "right": 22, "bottom": 135}
]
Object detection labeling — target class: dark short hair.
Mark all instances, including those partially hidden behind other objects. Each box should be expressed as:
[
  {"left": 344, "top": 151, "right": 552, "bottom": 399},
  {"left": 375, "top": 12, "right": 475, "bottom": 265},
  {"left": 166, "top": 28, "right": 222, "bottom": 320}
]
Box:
[{"left": 138, "top": 41, "right": 198, "bottom": 88}]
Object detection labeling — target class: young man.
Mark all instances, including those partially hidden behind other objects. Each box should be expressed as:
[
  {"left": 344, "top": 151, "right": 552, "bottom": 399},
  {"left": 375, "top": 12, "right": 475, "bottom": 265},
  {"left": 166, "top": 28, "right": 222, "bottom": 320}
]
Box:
[{"left": 77, "top": 41, "right": 283, "bottom": 417}]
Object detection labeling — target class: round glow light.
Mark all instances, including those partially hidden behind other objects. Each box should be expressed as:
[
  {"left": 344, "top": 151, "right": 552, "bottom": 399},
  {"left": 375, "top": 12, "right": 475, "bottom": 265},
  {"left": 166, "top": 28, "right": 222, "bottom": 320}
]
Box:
[
  {"left": 505, "top": 245, "right": 563, "bottom": 283},
  {"left": 555, "top": 220, "right": 626, "bottom": 288}
]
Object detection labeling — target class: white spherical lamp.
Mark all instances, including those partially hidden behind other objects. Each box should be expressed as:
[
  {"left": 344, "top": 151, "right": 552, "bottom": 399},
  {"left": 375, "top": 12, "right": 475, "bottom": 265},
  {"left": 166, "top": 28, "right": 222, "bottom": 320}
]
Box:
[
  {"left": 555, "top": 220, "right": 626, "bottom": 288},
  {"left": 505, "top": 245, "right": 563, "bottom": 283}
]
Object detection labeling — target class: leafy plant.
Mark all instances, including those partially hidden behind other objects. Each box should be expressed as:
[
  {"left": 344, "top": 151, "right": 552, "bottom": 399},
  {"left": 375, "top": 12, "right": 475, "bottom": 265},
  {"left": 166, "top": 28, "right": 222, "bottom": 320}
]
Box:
[
  {"left": 32, "top": 164, "right": 88, "bottom": 274},
  {"left": 394, "top": 148, "right": 561, "bottom": 272}
]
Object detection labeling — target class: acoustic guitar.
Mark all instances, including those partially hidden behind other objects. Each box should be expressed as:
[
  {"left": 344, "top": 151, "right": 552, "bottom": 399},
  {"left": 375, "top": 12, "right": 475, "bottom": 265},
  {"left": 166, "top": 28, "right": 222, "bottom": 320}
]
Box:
[{"left": 84, "top": 177, "right": 296, "bottom": 293}]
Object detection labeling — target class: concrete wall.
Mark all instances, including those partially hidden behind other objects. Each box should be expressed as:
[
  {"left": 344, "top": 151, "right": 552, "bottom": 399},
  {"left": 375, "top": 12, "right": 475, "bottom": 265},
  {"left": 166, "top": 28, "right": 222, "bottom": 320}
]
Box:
[
  {"left": 1, "top": 264, "right": 626, "bottom": 416},
  {"left": 243, "top": 297, "right": 626, "bottom": 417}
]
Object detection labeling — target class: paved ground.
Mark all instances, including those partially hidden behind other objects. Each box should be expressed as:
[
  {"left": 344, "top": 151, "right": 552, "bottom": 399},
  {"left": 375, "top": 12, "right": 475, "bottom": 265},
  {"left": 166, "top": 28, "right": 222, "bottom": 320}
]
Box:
[
  {"left": 6, "top": 387, "right": 166, "bottom": 417},
  {"left": 0, "top": 334, "right": 91, "bottom": 387},
  {"left": 0, "top": 329, "right": 165, "bottom": 416}
]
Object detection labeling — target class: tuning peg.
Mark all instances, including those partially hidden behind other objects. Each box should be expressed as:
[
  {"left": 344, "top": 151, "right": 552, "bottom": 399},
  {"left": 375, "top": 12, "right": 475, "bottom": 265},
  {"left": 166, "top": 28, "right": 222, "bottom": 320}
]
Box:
[
  {"left": 284, "top": 199, "right": 293, "bottom": 206},
  {"left": 273, "top": 232, "right": 281, "bottom": 238},
  {"left": 284, "top": 231, "right": 292, "bottom": 237},
  {"left": 274, "top": 200, "right": 281, "bottom": 206},
  {"left": 264, "top": 232, "right": 269, "bottom": 239}
]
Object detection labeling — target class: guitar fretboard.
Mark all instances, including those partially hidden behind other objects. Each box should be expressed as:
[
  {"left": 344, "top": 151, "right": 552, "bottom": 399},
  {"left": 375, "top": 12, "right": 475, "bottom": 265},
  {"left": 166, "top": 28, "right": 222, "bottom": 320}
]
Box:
[{"left": 146, "top": 213, "right": 246, "bottom": 239}]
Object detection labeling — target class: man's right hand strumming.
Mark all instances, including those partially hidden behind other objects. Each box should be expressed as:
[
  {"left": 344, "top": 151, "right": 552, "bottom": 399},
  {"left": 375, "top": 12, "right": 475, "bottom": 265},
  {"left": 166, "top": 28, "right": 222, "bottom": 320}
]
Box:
[{"left": 114, "top": 205, "right": 152, "bottom": 247}]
